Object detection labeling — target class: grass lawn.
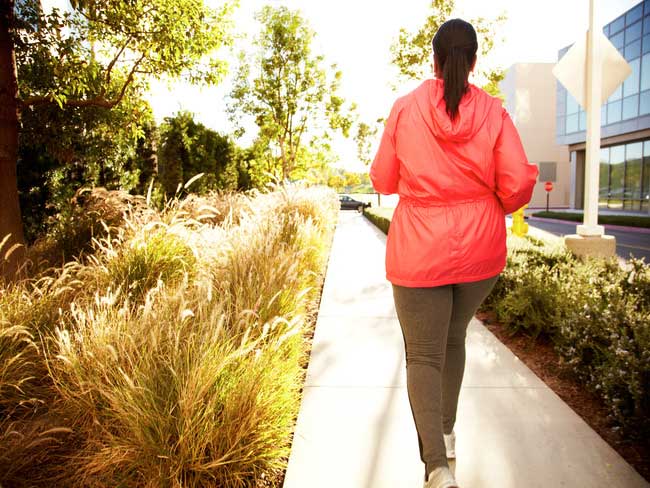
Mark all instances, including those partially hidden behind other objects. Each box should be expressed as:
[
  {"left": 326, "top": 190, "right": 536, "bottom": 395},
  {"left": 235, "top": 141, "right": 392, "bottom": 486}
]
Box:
[{"left": 531, "top": 211, "right": 650, "bottom": 228}]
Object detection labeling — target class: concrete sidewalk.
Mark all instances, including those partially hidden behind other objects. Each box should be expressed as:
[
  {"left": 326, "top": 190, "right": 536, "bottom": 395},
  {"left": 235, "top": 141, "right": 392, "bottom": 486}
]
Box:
[{"left": 283, "top": 211, "right": 649, "bottom": 488}]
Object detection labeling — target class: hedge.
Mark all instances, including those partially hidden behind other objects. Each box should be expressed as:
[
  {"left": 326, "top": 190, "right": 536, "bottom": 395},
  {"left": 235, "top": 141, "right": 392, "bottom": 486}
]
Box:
[
  {"left": 532, "top": 211, "right": 650, "bottom": 229},
  {"left": 363, "top": 207, "right": 393, "bottom": 235}
]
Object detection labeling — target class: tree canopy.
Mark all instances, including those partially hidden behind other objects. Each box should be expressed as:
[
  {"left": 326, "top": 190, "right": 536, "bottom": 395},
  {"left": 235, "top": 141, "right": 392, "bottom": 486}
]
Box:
[
  {"left": 15, "top": 0, "right": 235, "bottom": 108},
  {"left": 158, "top": 111, "right": 242, "bottom": 196},
  {"left": 390, "top": 0, "right": 506, "bottom": 97},
  {"left": 228, "top": 5, "right": 356, "bottom": 183},
  {"left": 0, "top": 0, "right": 235, "bottom": 278}
]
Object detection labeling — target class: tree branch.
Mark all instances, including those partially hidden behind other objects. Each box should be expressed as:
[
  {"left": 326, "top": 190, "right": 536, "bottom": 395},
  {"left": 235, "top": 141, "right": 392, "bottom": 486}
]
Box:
[
  {"left": 101, "top": 35, "right": 133, "bottom": 95},
  {"left": 20, "top": 53, "right": 145, "bottom": 110},
  {"left": 77, "top": 9, "right": 163, "bottom": 37}
]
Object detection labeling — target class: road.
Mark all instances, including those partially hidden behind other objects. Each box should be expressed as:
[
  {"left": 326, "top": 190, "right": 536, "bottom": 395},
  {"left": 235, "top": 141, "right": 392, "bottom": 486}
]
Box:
[{"left": 528, "top": 218, "right": 650, "bottom": 262}]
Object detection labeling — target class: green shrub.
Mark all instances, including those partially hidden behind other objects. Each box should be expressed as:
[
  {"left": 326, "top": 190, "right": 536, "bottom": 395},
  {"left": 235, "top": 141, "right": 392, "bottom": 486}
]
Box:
[
  {"left": 487, "top": 234, "right": 650, "bottom": 439},
  {"left": 551, "top": 257, "right": 650, "bottom": 437},
  {"left": 494, "top": 264, "right": 563, "bottom": 338},
  {"left": 482, "top": 234, "right": 574, "bottom": 324},
  {"left": 620, "top": 258, "right": 650, "bottom": 310}
]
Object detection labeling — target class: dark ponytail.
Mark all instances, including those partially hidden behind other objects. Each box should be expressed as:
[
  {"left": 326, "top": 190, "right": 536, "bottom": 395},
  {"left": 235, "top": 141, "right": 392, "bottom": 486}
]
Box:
[{"left": 432, "top": 19, "right": 478, "bottom": 120}]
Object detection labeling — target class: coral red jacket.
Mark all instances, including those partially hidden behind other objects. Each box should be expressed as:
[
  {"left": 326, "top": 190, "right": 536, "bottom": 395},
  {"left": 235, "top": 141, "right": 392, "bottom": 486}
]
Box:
[{"left": 370, "top": 79, "right": 538, "bottom": 287}]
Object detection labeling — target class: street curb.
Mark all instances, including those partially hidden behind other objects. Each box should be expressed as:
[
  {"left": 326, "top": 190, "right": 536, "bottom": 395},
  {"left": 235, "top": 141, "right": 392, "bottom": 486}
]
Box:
[{"left": 528, "top": 216, "right": 650, "bottom": 235}]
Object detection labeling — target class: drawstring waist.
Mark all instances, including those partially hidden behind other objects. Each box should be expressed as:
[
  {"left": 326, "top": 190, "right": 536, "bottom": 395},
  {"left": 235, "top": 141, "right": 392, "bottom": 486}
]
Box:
[{"left": 398, "top": 194, "right": 495, "bottom": 208}]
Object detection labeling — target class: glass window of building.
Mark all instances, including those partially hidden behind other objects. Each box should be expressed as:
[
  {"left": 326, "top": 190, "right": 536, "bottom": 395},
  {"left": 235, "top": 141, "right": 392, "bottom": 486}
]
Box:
[
  {"left": 623, "top": 58, "right": 640, "bottom": 96},
  {"left": 626, "top": 39, "right": 642, "bottom": 59},
  {"left": 600, "top": 147, "right": 610, "bottom": 207},
  {"left": 625, "top": 142, "right": 643, "bottom": 209},
  {"left": 598, "top": 141, "right": 650, "bottom": 211},
  {"left": 627, "top": 20, "right": 643, "bottom": 44},
  {"left": 611, "top": 14, "right": 625, "bottom": 34},
  {"left": 609, "top": 84, "right": 623, "bottom": 102},
  {"left": 557, "top": 3, "right": 650, "bottom": 140},
  {"left": 607, "top": 99, "right": 622, "bottom": 124},
  {"left": 566, "top": 92, "right": 579, "bottom": 114},
  {"left": 642, "top": 53, "right": 650, "bottom": 91},
  {"left": 609, "top": 145, "right": 626, "bottom": 208},
  {"left": 640, "top": 90, "right": 650, "bottom": 114},
  {"left": 643, "top": 33, "right": 650, "bottom": 54},
  {"left": 641, "top": 141, "right": 650, "bottom": 212},
  {"left": 627, "top": 4, "right": 643, "bottom": 25},
  {"left": 612, "top": 30, "right": 625, "bottom": 49},
  {"left": 623, "top": 94, "right": 640, "bottom": 119},
  {"left": 566, "top": 113, "right": 579, "bottom": 133}
]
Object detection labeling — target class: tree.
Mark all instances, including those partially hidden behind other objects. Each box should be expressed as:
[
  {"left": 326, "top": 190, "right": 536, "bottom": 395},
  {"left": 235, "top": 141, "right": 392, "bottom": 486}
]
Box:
[
  {"left": 127, "top": 118, "right": 160, "bottom": 195},
  {"left": 327, "top": 173, "right": 346, "bottom": 193},
  {"left": 0, "top": 0, "right": 234, "bottom": 279},
  {"left": 390, "top": 0, "right": 506, "bottom": 96},
  {"left": 228, "top": 6, "right": 356, "bottom": 184},
  {"left": 344, "top": 171, "right": 361, "bottom": 189},
  {"left": 354, "top": 120, "right": 382, "bottom": 166},
  {"left": 158, "top": 111, "right": 239, "bottom": 196},
  {"left": 321, "top": 167, "right": 371, "bottom": 193},
  {"left": 18, "top": 96, "right": 157, "bottom": 242}
]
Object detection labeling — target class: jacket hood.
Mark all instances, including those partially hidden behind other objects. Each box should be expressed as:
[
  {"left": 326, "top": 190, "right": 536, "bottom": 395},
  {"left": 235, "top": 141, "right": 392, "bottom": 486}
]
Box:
[{"left": 413, "top": 79, "right": 496, "bottom": 143}]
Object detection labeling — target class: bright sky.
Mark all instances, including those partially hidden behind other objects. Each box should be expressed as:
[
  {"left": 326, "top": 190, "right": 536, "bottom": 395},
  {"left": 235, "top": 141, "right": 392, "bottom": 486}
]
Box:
[{"left": 43, "top": 0, "right": 640, "bottom": 171}]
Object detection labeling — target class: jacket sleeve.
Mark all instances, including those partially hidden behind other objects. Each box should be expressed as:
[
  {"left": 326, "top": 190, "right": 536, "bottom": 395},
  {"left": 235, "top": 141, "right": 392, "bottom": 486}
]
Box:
[
  {"left": 370, "top": 101, "right": 402, "bottom": 195},
  {"left": 493, "top": 108, "right": 539, "bottom": 214}
]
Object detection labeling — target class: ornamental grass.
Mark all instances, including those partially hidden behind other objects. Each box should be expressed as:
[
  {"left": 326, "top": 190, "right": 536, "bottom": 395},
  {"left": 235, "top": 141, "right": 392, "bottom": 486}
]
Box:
[{"left": 0, "top": 184, "right": 338, "bottom": 487}]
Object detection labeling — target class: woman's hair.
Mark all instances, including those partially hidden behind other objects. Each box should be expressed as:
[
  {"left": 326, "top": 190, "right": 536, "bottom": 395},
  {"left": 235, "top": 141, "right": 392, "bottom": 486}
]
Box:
[{"left": 432, "top": 19, "right": 478, "bottom": 120}]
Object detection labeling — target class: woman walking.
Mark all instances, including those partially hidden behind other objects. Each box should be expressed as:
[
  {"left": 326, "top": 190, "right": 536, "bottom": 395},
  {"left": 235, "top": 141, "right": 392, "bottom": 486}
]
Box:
[{"left": 370, "top": 19, "right": 538, "bottom": 488}]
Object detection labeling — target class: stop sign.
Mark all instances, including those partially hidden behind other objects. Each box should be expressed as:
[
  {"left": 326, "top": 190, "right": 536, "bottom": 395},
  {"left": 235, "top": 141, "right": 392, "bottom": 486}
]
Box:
[{"left": 545, "top": 181, "right": 554, "bottom": 192}]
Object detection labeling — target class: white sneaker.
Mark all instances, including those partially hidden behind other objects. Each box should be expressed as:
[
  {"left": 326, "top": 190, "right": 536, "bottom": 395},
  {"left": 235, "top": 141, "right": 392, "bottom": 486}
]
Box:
[
  {"left": 444, "top": 431, "right": 456, "bottom": 459},
  {"left": 424, "top": 466, "right": 459, "bottom": 488}
]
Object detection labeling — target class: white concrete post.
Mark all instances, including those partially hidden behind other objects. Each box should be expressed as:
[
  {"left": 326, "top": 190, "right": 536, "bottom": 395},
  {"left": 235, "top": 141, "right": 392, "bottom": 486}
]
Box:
[{"left": 578, "top": 0, "right": 605, "bottom": 237}]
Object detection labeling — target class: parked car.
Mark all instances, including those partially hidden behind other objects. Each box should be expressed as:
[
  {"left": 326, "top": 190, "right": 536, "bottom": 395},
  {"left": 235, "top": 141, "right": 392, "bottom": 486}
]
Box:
[{"left": 339, "top": 195, "right": 371, "bottom": 211}]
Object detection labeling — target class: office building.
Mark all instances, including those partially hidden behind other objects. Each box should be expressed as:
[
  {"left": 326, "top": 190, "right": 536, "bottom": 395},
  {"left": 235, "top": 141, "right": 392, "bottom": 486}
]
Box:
[
  {"left": 500, "top": 63, "right": 571, "bottom": 209},
  {"left": 557, "top": 0, "right": 650, "bottom": 214}
]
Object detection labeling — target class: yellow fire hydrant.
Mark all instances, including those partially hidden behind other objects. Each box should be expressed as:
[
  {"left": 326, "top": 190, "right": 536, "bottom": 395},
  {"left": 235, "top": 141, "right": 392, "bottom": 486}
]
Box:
[{"left": 511, "top": 205, "right": 528, "bottom": 237}]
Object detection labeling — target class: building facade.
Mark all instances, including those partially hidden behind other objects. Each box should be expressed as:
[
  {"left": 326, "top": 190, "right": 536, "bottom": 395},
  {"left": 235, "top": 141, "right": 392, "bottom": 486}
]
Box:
[
  {"left": 500, "top": 63, "right": 571, "bottom": 209},
  {"left": 557, "top": 0, "right": 650, "bottom": 214}
]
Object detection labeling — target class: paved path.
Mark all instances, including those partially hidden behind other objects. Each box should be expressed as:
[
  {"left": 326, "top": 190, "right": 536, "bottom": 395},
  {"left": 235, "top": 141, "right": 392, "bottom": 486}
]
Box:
[{"left": 283, "top": 211, "right": 649, "bottom": 488}]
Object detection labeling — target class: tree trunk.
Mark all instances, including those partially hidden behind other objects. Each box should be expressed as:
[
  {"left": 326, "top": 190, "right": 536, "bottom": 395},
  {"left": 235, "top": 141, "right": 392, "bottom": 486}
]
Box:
[
  {"left": 0, "top": 0, "right": 26, "bottom": 280},
  {"left": 98, "top": 157, "right": 106, "bottom": 187},
  {"left": 279, "top": 139, "right": 288, "bottom": 181}
]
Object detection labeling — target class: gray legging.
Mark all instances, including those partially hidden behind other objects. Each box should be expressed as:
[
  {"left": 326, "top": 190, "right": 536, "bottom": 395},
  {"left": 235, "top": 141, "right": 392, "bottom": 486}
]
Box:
[{"left": 392, "top": 275, "right": 498, "bottom": 478}]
